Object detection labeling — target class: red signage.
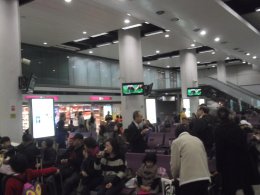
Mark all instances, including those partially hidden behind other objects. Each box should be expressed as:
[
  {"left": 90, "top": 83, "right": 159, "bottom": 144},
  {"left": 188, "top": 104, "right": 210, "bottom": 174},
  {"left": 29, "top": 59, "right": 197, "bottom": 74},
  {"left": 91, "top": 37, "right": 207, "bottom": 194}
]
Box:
[
  {"left": 24, "top": 95, "right": 59, "bottom": 101},
  {"left": 89, "top": 96, "right": 112, "bottom": 101}
]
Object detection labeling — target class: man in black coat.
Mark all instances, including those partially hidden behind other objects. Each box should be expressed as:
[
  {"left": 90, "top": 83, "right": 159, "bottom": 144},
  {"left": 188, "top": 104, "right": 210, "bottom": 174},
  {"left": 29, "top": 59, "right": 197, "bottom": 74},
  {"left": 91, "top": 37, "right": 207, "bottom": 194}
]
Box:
[
  {"left": 190, "top": 106, "right": 215, "bottom": 158},
  {"left": 215, "top": 107, "right": 260, "bottom": 195},
  {"left": 124, "top": 111, "right": 148, "bottom": 153}
]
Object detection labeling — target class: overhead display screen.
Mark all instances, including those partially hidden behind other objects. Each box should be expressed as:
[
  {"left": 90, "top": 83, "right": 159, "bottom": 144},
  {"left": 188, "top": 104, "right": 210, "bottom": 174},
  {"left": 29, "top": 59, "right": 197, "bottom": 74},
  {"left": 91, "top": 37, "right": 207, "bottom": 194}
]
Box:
[
  {"left": 122, "top": 82, "right": 144, "bottom": 96},
  {"left": 31, "top": 99, "right": 55, "bottom": 139},
  {"left": 187, "top": 88, "right": 202, "bottom": 97}
]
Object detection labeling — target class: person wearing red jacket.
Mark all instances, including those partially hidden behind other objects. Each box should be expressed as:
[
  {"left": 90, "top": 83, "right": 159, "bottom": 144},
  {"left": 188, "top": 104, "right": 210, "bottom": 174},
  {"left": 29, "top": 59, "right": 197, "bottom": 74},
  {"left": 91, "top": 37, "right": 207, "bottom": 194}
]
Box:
[{"left": 4, "top": 153, "right": 59, "bottom": 195}]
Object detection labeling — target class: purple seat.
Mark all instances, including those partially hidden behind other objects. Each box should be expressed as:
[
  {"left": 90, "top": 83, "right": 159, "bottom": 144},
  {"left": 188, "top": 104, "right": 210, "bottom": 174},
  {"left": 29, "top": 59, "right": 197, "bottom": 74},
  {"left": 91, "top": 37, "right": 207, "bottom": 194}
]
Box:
[
  {"left": 125, "top": 153, "right": 146, "bottom": 173},
  {"left": 147, "top": 133, "right": 164, "bottom": 149},
  {"left": 157, "top": 154, "right": 172, "bottom": 178},
  {"left": 163, "top": 133, "right": 176, "bottom": 147}
]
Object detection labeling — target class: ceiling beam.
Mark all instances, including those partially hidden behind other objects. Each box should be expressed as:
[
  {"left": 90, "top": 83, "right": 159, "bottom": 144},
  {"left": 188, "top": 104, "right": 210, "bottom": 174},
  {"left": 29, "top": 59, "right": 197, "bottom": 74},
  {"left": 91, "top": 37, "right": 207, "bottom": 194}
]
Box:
[{"left": 19, "top": 0, "right": 35, "bottom": 6}]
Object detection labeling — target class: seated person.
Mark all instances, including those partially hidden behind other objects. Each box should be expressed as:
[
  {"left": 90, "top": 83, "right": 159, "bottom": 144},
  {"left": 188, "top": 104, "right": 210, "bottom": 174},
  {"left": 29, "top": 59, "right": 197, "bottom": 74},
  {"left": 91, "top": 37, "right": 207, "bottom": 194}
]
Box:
[
  {"left": 60, "top": 133, "right": 84, "bottom": 195},
  {"left": 136, "top": 153, "right": 160, "bottom": 194},
  {"left": 16, "top": 134, "right": 40, "bottom": 169},
  {"left": 79, "top": 137, "right": 103, "bottom": 195},
  {"left": 4, "top": 153, "right": 58, "bottom": 195},
  {"left": 95, "top": 138, "right": 126, "bottom": 195},
  {"left": 38, "top": 138, "right": 56, "bottom": 168}
]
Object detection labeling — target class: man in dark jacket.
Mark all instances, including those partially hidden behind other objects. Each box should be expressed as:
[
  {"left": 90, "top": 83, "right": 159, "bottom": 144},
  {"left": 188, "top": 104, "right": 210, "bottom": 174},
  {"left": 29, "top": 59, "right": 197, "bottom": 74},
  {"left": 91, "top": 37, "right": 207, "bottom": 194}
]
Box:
[
  {"left": 215, "top": 107, "right": 260, "bottom": 195},
  {"left": 190, "top": 106, "right": 215, "bottom": 158},
  {"left": 61, "top": 133, "right": 84, "bottom": 195},
  {"left": 124, "top": 111, "right": 148, "bottom": 153},
  {"left": 16, "top": 134, "right": 40, "bottom": 169}
]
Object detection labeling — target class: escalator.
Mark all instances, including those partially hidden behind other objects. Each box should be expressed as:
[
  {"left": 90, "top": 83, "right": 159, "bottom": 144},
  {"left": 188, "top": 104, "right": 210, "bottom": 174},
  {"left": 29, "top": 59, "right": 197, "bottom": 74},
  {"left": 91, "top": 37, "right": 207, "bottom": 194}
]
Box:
[{"left": 199, "top": 77, "right": 260, "bottom": 111}]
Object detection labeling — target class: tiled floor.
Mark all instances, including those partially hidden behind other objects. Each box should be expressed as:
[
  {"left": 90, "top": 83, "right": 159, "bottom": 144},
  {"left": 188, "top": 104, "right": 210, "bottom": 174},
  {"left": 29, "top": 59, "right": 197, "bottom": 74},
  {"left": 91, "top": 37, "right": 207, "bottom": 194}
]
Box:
[{"left": 237, "top": 185, "right": 260, "bottom": 195}]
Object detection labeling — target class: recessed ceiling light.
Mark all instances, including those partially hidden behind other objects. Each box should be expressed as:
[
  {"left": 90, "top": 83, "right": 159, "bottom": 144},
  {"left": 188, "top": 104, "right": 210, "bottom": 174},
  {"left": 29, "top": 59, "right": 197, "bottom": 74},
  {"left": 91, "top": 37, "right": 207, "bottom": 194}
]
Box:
[
  {"left": 197, "top": 61, "right": 201, "bottom": 64},
  {"left": 166, "top": 65, "right": 170, "bottom": 68},
  {"left": 145, "top": 22, "right": 149, "bottom": 24},
  {"left": 89, "top": 51, "right": 93, "bottom": 54},
  {"left": 242, "top": 61, "right": 246, "bottom": 64},
  {"left": 214, "top": 37, "right": 220, "bottom": 42},
  {"left": 253, "top": 56, "right": 257, "bottom": 59},
  {"left": 156, "top": 50, "right": 160, "bottom": 54},
  {"left": 82, "top": 31, "right": 87, "bottom": 34},
  {"left": 64, "top": 0, "right": 72, "bottom": 3},
  {"left": 200, "top": 30, "right": 207, "bottom": 36},
  {"left": 147, "top": 62, "right": 151, "bottom": 65},
  {"left": 165, "top": 29, "right": 171, "bottom": 32},
  {"left": 256, "top": 8, "right": 260, "bottom": 12},
  {"left": 246, "top": 53, "right": 250, "bottom": 56},
  {"left": 127, "top": 13, "right": 131, "bottom": 16},
  {"left": 226, "top": 57, "right": 230, "bottom": 60},
  {"left": 67, "top": 56, "right": 70, "bottom": 59},
  {"left": 52, "top": 69, "right": 56, "bottom": 72},
  {"left": 43, "top": 42, "right": 47, "bottom": 45},
  {"left": 190, "top": 43, "right": 195, "bottom": 47},
  {"left": 212, "top": 65, "right": 216, "bottom": 68},
  {"left": 124, "top": 19, "right": 130, "bottom": 24},
  {"left": 113, "top": 40, "right": 119, "bottom": 44},
  {"left": 165, "top": 34, "right": 170, "bottom": 38},
  {"left": 148, "top": 68, "right": 150, "bottom": 71},
  {"left": 211, "top": 51, "right": 215, "bottom": 55}
]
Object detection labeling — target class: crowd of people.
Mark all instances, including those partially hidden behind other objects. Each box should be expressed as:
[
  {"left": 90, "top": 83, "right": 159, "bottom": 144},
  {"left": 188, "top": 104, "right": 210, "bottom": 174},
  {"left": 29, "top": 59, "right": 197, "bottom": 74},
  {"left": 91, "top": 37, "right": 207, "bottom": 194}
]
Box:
[{"left": 0, "top": 106, "right": 259, "bottom": 195}]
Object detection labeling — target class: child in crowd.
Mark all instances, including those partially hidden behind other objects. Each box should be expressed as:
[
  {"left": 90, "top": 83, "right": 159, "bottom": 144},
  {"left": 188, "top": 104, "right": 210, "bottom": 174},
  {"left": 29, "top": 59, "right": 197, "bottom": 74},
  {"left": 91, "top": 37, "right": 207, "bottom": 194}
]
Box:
[
  {"left": 39, "top": 138, "right": 57, "bottom": 168},
  {"left": 79, "top": 137, "right": 103, "bottom": 195},
  {"left": 4, "top": 153, "right": 59, "bottom": 195},
  {"left": 136, "top": 153, "right": 160, "bottom": 194}
]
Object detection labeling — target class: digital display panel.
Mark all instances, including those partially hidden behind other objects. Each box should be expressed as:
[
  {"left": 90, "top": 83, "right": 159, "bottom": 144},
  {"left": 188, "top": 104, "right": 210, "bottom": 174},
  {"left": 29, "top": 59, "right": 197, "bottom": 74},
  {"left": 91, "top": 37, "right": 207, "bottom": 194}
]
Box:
[
  {"left": 31, "top": 99, "right": 55, "bottom": 139},
  {"left": 187, "top": 88, "right": 202, "bottom": 97},
  {"left": 122, "top": 82, "right": 144, "bottom": 96}
]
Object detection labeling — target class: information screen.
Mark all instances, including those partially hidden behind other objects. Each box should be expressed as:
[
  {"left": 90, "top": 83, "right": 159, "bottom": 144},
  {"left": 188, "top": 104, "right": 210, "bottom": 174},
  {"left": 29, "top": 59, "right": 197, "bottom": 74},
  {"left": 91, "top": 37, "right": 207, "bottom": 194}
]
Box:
[
  {"left": 122, "top": 82, "right": 144, "bottom": 96},
  {"left": 187, "top": 88, "right": 202, "bottom": 97},
  {"left": 146, "top": 99, "right": 157, "bottom": 124},
  {"left": 31, "top": 99, "right": 55, "bottom": 139}
]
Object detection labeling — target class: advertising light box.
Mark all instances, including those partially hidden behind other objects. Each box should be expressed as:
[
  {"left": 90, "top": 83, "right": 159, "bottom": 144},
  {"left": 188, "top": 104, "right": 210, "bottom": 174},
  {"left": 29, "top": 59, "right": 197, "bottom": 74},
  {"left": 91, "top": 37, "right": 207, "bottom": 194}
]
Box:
[{"left": 31, "top": 99, "right": 55, "bottom": 139}]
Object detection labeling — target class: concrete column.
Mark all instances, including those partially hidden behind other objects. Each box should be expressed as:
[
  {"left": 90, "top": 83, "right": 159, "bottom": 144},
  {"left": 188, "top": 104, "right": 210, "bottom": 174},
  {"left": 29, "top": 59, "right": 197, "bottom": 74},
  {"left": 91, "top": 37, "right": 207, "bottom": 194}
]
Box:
[
  {"left": 217, "top": 61, "right": 227, "bottom": 83},
  {"left": 180, "top": 49, "right": 199, "bottom": 117},
  {"left": 118, "top": 28, "right": 145, "bottom": 128},
  {"left": 0, "top": 0, "right": 23, "bottom": 143}
]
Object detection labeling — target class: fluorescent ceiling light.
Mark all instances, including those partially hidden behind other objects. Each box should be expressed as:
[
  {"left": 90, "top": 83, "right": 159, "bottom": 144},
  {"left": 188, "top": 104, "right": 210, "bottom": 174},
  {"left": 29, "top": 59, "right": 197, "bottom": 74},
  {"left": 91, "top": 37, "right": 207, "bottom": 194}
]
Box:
[
  {"left": 200, "top": 30, "right": 207, "bottom": 36},
  {"left": 91, "top": 32, "right": 108, "bottom": 38},
  {"left": 144, "top": 30, "right": 164, "bottom": 37},
  {"left": 89, "top": 51, "right": 93, "bottom": 54},
  {"left": 199, "top": 49, "right": 214, "bottom": 54},
  {"left": 113, "top": 41, "right": 119, "bottom": 44},
  {"left": 171, "top": 55, "right": 180, "bottom": 58},
  {"left": 124, "top": 19, "right": 130, "bottom": 24},
  {"left": 122, "top": 24, "right": 142, "bottom": 30},
  {"left": 145, "top": 22, "right": 149, "bottom": 24},
  {"left": 73, "top": 37, "right": 89, "bottom": 42},
  {"left": 256, "top": 8, "right": 260, "bottom": 12},
  {"left": 253, "top": 56, "right": 257, "bottom": 59},
  {"left": 214, "top": 37, "right": 220, "bottom": 42},
  {"left": 159, "top": 57, "right": 170, "bottom": 60},
  {"left": 64, "top": 0, "right": 72, "bottom": 3},
  {"left": 97, "top": 42, "right": 111, "bottom": 47},
  {"left": 53, "top": 44, "right": 80, "bottom": 51}
]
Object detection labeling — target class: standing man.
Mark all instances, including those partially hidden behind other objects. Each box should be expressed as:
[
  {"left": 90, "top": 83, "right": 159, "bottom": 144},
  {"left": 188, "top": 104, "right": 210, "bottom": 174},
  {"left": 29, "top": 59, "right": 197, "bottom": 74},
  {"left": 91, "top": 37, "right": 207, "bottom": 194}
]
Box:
[
  {"left": 124, "top": 111, "right": 148, "bottom": 153},
  {"left": 170, "top": 124, "right": 211, "bottom": 195}
]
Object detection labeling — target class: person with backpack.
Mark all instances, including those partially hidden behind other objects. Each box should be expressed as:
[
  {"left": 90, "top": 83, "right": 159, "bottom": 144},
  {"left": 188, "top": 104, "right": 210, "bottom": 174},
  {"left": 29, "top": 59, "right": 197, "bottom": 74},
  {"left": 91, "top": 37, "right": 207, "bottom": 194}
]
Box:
[{"left": 4, "top": 153, "right": 59, "bottom": 195}]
